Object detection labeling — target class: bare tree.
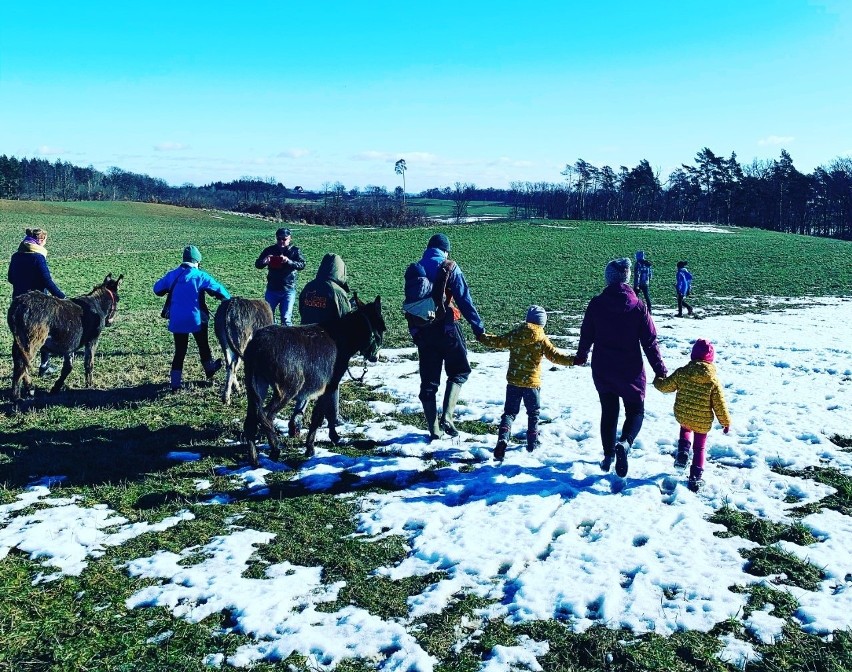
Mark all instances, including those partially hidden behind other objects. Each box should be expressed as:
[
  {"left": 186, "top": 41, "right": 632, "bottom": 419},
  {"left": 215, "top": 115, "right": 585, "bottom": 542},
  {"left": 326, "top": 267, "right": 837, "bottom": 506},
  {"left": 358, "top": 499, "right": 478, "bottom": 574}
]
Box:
[
  {"left": 451, "top": 182, "right": 474, "bottom": 223},
  {"left": 394, "top": 159, "right": 407, "bottom": 206}
]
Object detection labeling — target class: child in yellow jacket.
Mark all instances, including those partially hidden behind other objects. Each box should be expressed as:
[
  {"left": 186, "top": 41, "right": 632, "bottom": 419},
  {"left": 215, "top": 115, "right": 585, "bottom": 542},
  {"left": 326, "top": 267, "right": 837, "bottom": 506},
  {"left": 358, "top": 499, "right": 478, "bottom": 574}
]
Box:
[
  {"left": 653, "top": 338, "right": 731, "bottom": 492},
  {"left": 478, "top": 306, "right": 574, "bottom": 460}
]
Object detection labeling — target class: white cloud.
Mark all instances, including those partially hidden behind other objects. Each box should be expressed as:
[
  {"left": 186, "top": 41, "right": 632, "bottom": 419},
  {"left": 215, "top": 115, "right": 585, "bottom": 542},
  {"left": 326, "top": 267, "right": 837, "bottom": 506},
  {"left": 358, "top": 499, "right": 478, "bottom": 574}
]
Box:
[
  {"left": 277, "top": 148, "right": 311, "bottom": 159},
  {"left": 154, "top": 142, "right": 190, "bottom": 152},
  {"left": 352, "top": 150, "right": 440, "bottom": 164},
  {"left": 36, "top": 145, "right": 66, "bottom": 156},
  {"left": 489, "top": 156, "right": 534, "bottom": 168},
  {"left": 758, "top": 135, "right": 795, "bottom": 146}
]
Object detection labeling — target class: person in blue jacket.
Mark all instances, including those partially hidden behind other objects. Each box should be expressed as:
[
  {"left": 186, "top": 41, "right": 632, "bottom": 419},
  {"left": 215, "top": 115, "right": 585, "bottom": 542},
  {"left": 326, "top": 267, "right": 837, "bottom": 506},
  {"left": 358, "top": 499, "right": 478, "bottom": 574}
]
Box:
[
  {"left": 7, "top": 227, "right": 65, "bottom": 376},
  {"left": 405, "top": 233, "right": 485, "bottom": 441},
  {"left": 676, "top": 260, "right": 694, "bottom": 317},
  {"left": 154, "top": 245, "right": 231, "bottom": 391}
]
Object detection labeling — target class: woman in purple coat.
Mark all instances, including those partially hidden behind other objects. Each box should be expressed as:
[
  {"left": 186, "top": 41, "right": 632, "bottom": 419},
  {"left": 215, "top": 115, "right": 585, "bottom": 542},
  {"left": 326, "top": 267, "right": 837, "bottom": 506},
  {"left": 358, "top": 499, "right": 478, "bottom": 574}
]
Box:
[{"left": 574, "top": 258, "right": 668, "bottom": 477}]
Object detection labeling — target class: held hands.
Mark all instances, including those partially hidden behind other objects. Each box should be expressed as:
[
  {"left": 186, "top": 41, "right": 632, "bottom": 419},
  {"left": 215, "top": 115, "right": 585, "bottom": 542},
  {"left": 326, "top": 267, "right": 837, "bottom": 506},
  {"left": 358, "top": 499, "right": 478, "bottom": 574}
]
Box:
[{"left": 723, "top": 426, "right": 730, "bottom": 435}]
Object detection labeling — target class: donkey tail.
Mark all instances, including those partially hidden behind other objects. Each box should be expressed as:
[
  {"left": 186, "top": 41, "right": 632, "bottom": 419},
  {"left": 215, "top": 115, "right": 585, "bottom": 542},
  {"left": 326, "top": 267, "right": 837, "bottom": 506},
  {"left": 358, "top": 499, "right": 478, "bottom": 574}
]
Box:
[{"left": 7, "top": 299, "right": 40, "bottom": 369}]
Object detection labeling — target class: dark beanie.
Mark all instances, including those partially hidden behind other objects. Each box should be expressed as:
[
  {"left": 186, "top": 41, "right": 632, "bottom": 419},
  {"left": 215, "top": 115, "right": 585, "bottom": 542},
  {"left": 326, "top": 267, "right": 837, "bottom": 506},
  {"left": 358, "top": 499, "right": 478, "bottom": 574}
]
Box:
[
  {"left": 526, "top": 305, "right": 547, "bottom": 326},
  {"left": 183, "top": 245, "right": 202, "bottom": 263},
  {"left": 427, "top": 233, "right": 451, "bottom": 252},
  {"left": 605, "top": 258, "right": 631, "bottom": 285},
  {"left": 276, "top": 227, "right": 291, "bottom": 239}
]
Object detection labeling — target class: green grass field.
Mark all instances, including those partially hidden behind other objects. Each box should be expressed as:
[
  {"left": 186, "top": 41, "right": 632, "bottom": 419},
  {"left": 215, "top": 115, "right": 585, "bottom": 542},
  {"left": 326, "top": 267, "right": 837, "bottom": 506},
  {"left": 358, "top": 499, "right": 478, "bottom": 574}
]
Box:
[{"left": 1, "top": 200, "right": 851, "bottom": 671}]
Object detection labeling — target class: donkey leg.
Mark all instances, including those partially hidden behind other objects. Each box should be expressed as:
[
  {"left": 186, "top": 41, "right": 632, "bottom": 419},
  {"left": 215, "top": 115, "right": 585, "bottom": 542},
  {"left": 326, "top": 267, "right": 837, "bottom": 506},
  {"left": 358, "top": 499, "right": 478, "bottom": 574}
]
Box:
[
  {"left": 10, "top": 344, "right": 28, "bottom": 402},
  {"left": 83, "top": 339, "right": 99, "bottom": 388},
  {"left": 304, "top": 396, "right": 328, "bottom": 458},
  {"left": 263, "top": 392, "right": 292, "bottom": 461},
  {"left": 50, "top": 354, "right": 75, "bottom": 394}
]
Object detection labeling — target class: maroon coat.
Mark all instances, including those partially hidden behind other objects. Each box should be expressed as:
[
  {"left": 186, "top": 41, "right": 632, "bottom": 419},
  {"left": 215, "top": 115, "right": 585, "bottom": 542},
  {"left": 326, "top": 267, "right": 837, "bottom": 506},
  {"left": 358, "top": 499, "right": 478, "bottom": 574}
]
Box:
[{"left": 575, "top": 283, "right": 667, "bottom": 401}]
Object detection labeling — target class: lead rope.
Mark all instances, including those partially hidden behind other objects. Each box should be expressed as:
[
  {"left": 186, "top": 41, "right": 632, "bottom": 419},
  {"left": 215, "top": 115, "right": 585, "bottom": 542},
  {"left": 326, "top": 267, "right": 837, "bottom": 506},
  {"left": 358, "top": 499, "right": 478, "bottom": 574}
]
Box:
[{"left": 346, "top": 310, "right": 376, "bottom": 384}]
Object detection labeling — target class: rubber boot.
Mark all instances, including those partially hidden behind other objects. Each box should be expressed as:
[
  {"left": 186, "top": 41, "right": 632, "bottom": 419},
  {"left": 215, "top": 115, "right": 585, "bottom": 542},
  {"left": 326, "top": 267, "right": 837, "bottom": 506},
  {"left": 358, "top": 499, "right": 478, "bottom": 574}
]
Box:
[
  {"left": 688, "top": 465, "right": 704, "bottom": 492},
  {"left": 421, "top": 395, "right": 441, "bottom": 442},
  {"left": 600, "top": 446, "right": 615, "bottom": 472},
  {"left": 494, "top": 415, "right": 512, "bottom": 461},
  {"left": 526, "top": 416, "right": 540, "bottom": 453},
  {"left": 439, "top": 381, "right": 463, "bottom": 438},
  {"left": 674, "top": 439, "right": 691, "bottom": 469},
  {"left": 203, "top": 358, "right": 223, "bottom": 380},
  {"left": 170, "top": 369, "right": 183, "bottom": 392}
]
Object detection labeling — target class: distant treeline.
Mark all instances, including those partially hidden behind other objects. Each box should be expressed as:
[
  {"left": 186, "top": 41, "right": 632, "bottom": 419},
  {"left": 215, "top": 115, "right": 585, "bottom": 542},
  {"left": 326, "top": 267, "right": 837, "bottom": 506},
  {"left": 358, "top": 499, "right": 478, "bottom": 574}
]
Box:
[{"left": 1, "top": 148, "right": 850, "bottom": 239}]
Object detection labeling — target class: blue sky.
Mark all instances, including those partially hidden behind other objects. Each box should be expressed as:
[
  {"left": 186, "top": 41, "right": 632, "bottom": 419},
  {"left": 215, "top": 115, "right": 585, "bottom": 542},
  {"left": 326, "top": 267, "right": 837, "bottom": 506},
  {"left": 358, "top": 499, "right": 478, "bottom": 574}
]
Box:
[{"left": 1, "top": 1, "right": 850, "bottom": 192}]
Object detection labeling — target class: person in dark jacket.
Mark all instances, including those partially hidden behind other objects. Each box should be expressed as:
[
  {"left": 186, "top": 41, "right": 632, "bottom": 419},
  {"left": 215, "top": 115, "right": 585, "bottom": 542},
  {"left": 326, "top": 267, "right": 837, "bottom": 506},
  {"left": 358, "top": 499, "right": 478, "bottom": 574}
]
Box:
[
  {"left": 7, "top": 227, "right": 65, "bottom": 376},
  {"left": 153, "top": 245, "right": 231, "bottom": 391},
  {"left": 255, "top": 227, "right": 306, "bottom": 325},
  {"left": 633, "top": 250, "right": 653, "bottom": 313},
  {"left": 289, "top": 253, "right": 353, "bottom": 436},
  {"left": 406, "top": 233, "right": 485, "bottom": 441},
  {"left": 574, "top": 257, "right": 668, "bottom": 477}
]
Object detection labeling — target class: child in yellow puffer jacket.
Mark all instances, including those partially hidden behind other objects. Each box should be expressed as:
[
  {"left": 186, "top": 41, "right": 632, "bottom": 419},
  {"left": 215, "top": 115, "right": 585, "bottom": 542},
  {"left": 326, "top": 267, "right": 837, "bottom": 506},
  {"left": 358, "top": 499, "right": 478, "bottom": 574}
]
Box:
[
  {"left": 478, "top": 306, "right": 574, "bottom": 460},
  {"left": 654, "top": 338, "right": 731, "bottom": 492}
]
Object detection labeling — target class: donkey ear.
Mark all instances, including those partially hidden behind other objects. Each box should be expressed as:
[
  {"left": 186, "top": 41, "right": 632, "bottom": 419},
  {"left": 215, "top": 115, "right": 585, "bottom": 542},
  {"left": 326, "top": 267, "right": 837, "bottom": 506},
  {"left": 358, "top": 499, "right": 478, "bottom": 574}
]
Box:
[
  {"left": 354, "top": 292, "right": 365, "bottom": 308},
  {"left": 374, "top": 295, "right": 381, "bottom": 307},
  {"left": 116, "top": 273, "right": 124, "bottom": 284},
  {"left": 104, "top": 273, "right": 112, "bottom": 283}
]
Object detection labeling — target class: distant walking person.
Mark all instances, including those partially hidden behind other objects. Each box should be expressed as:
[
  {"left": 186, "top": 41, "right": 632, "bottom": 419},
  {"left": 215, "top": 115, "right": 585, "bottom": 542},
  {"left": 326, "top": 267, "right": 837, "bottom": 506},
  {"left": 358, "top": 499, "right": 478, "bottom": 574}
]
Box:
[
  {"left": 7, "top": 227, "right": 65, "bottom": 376},
  {"left": 633, "top": 250, "right": 653, "bottom": 313},
  {"left": 403, "top": 233, "right": 485, "bottom": 441},
  {"left": 154, "top": 245, "right": 231, "bottom": 391},
  {"left": 676, "top": 260, "right": 693, "bottom": 317},
  {"left": 290, "top": 253, "right": 353, "bottom": 436},
  {"left": 255, "top": 227, "right": 306, "bottom": 326},
  {"left": 654, "top": 338, "right": 731, "bottom": 492},
  {"left": 574, "top": 258, "right": 668, "bottom": 477},
  {"left": 479, "top": 305, "right": 575, "bottom": 460}
]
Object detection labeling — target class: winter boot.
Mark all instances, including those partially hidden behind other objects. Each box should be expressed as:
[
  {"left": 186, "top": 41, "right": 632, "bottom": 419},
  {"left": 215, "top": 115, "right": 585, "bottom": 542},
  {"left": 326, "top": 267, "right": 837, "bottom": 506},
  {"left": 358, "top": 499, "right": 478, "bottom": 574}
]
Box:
[
  {"left": 421, "top": 394, "right": 442, "bottom": 442},
  {"left": 674, "top": 439, "right": 691, "bottom": 470},
  {"left": 687, "top": 465, "right": 704, "bottom": 492},
  {"left": 439, "top": 381, "right": 463, "bottom": 438},
  {"left": 526, "top": 416, "right": 540, "bottom": 453},
  {"left": 203, "top": 358, "right": 223, "bottom": 380},
  {"left": 288, "top": 413, "right": 303, "bottom": 438},
  {"left": 494, "top": 416, "right": 512, "bottom": 461},
  {"left": 38, "top": 351, "right": 57, "bottom": 377},
  {"left": 614, "top": 440, "right": 630, "bottom": 478},
  {"left": 600, "top": 446, "right": 615, "bottom": 472},
  {"left": 170, "top": 369, "right": 183, "bottom": 392}
]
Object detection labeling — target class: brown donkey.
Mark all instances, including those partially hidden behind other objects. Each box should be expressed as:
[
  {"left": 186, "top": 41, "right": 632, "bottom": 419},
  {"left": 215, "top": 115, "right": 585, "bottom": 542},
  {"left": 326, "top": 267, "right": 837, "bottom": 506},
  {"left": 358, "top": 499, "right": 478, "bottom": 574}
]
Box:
[
  {"left": 242, "top": 295, "right": 385, "bottom": 466},
  {"left": 7, "top": 273, "right": 124, "bottom": 402},
  {"left": 213, "top": 297, "right": 274, "bottom": 405}
]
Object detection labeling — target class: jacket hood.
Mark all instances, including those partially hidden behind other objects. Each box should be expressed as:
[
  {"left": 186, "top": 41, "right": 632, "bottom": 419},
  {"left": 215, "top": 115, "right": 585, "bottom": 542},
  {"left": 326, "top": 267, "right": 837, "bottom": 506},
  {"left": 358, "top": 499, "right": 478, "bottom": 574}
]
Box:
[
  {"left": 315, "top": 253, "right": 347, "bottom": 285},
  {"left": 18, "top": 241, "right": 47, "bottom": 256},
  {"left": 599, "top": 282, "right": 641, "bottom": 313},
  {"left": 685, "top": 360, "right": 715, "bottom": 383}
]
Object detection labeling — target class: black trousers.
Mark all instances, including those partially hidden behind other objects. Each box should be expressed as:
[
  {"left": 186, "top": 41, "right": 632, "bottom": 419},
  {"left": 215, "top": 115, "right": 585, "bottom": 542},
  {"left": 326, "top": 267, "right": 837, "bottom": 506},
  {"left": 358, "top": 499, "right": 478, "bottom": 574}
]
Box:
[
  {"left": 171, "top": 325, "right": 213, "bottom": 371},
  {"left": 415, "top": 321, "right": 471, "bottom": 401},
  {"left": 598, "top": 391, "right": 644, "bottom": 453}
]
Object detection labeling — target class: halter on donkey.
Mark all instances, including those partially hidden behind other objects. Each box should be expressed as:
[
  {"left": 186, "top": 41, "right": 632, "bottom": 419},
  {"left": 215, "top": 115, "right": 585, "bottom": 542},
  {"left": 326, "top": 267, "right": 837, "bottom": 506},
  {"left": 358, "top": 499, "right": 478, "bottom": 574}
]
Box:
[{"left": 241, "top": 295, "right": 385, "bottom": 466}]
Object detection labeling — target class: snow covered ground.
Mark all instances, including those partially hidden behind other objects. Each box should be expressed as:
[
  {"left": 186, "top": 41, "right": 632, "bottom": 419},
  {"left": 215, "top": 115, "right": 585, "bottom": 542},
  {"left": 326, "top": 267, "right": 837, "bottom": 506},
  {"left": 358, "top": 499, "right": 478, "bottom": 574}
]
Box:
[{"left": 2, "top": 298, "right": 851, "bottom": 670}]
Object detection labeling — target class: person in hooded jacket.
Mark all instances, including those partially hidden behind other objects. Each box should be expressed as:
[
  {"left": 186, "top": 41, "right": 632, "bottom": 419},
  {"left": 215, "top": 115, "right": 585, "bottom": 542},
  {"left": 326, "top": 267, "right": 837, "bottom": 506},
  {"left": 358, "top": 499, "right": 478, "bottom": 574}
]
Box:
[
  {"left": 8, "top": 227, "right": 65, "bottom": 376},
  {"left": 675, "top": 260, "right": 693, "bottom": 317},
  {"left": 154, "top": 245, "right": 231, "bottom": 391},
  {"left": 289, "top": 253, "right": 353, "bottom": 436},
  {"left": 654, "top": 338, "right": 731, "bottom": 492},
  {"left": 574, "top": 257, "right": 668, "bottom": 478}
]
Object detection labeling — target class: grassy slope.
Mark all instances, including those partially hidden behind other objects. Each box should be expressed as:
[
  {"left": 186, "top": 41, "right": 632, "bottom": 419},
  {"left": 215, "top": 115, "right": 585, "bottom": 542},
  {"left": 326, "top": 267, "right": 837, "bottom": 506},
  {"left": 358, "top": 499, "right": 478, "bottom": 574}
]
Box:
[{"left": 1, "top": 200, "right": 851, "bottom": 672}]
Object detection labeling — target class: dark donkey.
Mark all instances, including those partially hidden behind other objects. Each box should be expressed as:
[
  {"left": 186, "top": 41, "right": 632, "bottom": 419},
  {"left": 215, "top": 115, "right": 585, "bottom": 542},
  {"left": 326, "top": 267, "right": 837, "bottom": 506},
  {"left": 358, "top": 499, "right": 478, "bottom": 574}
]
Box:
[
  {"left": 214, "top": 297, "right": 274, "bottom": 405},
  {"left": 8, "top": 273, "right": 124, "bottom": 402},
  {"left": 242, "top": 295, "right": 385, "bottom": 465}
]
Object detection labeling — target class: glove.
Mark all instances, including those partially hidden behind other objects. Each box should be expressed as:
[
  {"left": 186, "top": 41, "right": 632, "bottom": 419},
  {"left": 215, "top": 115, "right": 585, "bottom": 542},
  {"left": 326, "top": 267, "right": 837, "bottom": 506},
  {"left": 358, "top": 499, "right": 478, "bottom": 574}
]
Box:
[
  {"left": 723, "top": 426, "right": 730, "bottom": 435},
  {"left": 574, "top": 355, "right": 587, "bottom": 366}
]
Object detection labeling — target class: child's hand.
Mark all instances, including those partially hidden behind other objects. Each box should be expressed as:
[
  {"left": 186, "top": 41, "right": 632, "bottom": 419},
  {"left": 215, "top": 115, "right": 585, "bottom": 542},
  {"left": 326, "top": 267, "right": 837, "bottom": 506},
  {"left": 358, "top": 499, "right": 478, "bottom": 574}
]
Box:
[{"left": 723, "top": 426, "right": 730, "bottom": 434}]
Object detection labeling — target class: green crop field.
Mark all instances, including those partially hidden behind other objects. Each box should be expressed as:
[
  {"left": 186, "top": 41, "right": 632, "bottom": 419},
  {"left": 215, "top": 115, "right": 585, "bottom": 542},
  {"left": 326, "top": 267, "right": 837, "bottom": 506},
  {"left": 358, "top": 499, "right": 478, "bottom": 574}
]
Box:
[
  {"left": 1, "top": 200, "right": 851, "bottom": 672},
  {"left": 406, "top": 198, "right": 514, "bottom": 218}
]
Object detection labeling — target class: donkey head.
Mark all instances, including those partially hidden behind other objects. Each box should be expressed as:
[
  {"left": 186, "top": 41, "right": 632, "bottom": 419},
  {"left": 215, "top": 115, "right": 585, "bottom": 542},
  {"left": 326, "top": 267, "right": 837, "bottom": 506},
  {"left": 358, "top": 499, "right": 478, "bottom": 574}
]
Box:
[
  {"left": 101, "top": 273, "right": 124, "bottom": 326},
  {"left": 359, "top": 296, "right": 385, "bottom": 363}
]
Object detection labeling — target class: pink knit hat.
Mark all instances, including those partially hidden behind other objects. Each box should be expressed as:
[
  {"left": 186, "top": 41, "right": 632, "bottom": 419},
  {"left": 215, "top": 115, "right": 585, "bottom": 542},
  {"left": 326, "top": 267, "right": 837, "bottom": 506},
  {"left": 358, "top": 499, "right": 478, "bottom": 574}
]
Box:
[{"left": 691, "top": 338, "right": 715, "bottom": 362}]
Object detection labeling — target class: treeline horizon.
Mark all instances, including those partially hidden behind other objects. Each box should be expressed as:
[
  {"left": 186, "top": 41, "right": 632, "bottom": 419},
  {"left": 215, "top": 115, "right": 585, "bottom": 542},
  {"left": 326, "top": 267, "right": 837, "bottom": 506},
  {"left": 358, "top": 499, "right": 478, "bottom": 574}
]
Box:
[{"left": 0, "top": 148, "right": 850, "bottom": 240}]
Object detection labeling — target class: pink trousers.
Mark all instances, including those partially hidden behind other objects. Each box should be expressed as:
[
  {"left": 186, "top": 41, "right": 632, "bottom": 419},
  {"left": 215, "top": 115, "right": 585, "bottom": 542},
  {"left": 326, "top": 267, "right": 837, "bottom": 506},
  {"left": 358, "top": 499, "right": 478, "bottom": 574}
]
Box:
[{"left": 679, "top": 427, "right": 708, "bottom": 469}]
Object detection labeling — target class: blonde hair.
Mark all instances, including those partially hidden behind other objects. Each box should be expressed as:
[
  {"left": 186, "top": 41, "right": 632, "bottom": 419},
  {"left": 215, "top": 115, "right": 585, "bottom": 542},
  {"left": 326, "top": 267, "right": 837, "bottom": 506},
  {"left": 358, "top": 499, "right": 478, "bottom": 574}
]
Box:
[{"left": 26, "top": 228, "right": 47, "bottom": 241}]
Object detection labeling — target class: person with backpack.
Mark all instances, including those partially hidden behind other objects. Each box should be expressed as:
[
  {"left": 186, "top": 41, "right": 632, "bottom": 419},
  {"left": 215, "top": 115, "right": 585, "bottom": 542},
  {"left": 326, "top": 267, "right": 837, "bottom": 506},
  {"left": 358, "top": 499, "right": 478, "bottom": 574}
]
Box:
[
  {"left": 403, "top": 233, "right": 485, "bottom": 442},
  {"left": 633, "top": 250, "right": 653, "bottom": 313},
  {"left": 676, "top": 260, "right": 694, "bottom": 317}
]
